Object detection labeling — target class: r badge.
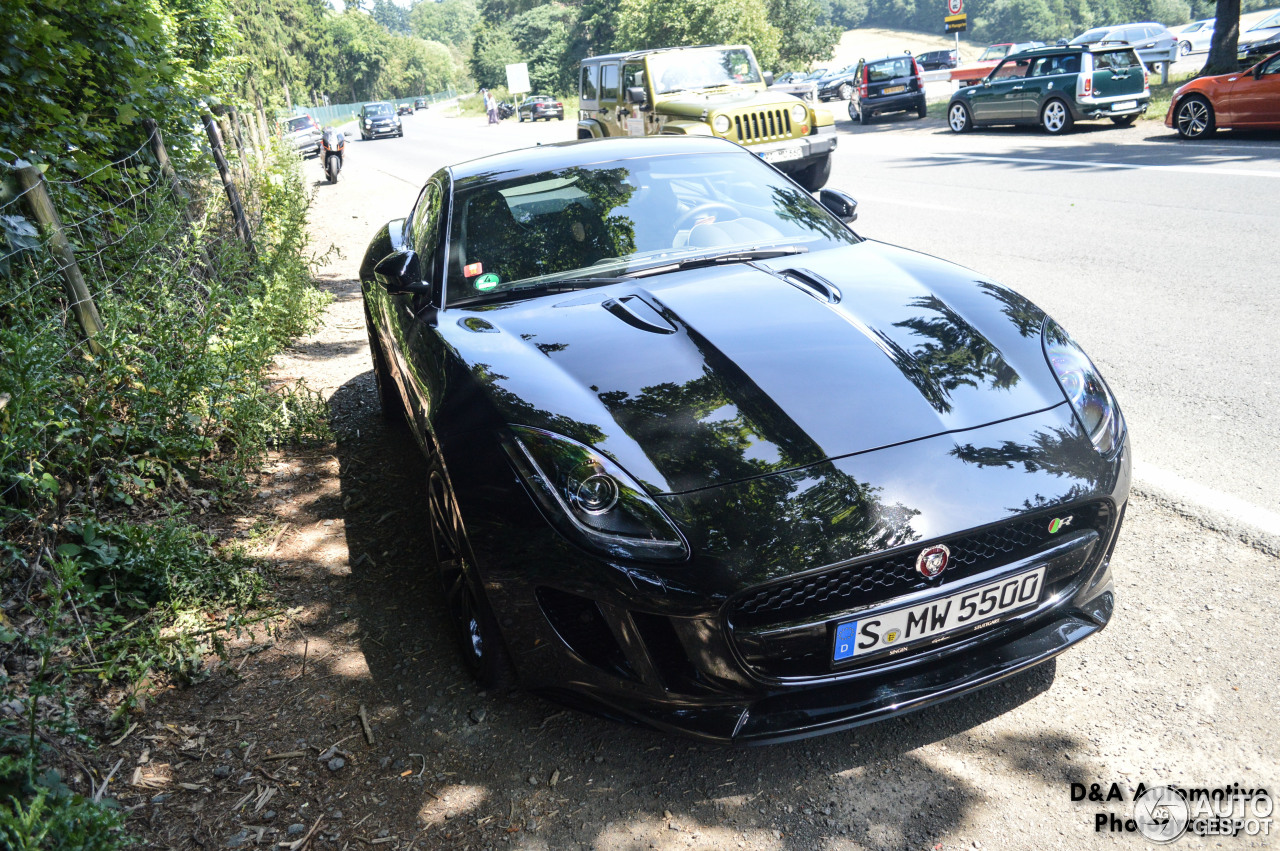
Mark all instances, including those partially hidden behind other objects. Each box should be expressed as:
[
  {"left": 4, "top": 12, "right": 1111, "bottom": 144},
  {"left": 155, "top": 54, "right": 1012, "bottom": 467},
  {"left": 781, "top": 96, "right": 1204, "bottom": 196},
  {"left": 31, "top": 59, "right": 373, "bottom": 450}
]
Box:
[{"left": 915, "top": 544, "right": 950, "bottom": 578}]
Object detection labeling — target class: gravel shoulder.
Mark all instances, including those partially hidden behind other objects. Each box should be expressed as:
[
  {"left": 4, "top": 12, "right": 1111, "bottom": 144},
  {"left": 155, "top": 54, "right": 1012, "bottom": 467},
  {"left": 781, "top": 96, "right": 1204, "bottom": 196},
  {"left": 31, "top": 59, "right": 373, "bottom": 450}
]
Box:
[{"left": 92, "top": 112, "right": 1279, "bottom": 851}]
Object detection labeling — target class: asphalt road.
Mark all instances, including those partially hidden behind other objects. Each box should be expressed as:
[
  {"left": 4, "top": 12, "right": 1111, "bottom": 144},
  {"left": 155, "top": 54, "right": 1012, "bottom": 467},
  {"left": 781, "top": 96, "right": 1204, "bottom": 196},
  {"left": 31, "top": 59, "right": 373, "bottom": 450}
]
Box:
[
  {"left": 294, "top": 106, "right": 1280, "bottom": 849},
  {"left": 346, "top": 105, "right": 1280, "bottom": 543}
]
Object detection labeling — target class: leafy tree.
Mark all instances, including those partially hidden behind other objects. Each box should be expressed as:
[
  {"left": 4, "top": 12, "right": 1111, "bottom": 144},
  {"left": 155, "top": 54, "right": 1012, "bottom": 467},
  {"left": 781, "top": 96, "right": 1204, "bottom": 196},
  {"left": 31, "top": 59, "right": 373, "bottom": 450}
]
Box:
[
  {"left": 820, "top": 0, "right": 868, "bottom": 29},
  {"left": 767, "top": 0, "right": 842, "bottom": 70},
  {"left": 469, "top": 21, "right": 523, "bottom": 88},
  {"left": 383, "top": 37, "right": 459, "bottom": 96},
  {"left": 613, "top": 0, "right": 781, "bottom": 71},
  {"left": 509, "top": 3, "right": 580, "bottom": 93},
  {"left": 410, "top": 0, "right": 481, "bottom": 50},
  {"left": 328, "top": 9, "right": 393, "bottom": 102},
  {"left": 371, "top": 0, "right": 413, "bottom": 34}
]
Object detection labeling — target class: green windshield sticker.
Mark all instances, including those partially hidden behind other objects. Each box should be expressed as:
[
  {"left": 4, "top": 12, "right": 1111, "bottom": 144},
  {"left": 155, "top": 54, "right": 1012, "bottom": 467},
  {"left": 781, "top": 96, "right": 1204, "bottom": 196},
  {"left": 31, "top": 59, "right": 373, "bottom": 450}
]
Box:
[{"left": 475, "top": 272, "right": 501, "bottom": 290}]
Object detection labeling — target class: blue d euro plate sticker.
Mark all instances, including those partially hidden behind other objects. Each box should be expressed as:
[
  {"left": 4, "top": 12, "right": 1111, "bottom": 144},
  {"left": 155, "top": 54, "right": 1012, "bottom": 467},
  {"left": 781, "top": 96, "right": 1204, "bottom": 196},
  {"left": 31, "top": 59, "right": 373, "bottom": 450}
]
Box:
[
  {"left": 475, "top": 272, "right": 500, "bottom": 291},
  {"left": 833, "top": 621, "right": 858, "bottom": 661}
]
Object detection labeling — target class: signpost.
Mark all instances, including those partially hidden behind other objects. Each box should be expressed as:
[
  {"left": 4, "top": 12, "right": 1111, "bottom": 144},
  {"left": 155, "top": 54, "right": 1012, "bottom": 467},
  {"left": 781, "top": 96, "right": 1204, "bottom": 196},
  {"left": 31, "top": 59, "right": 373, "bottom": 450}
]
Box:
[
  {"left": 505, "top": 62, "right": 530, "bottom": 105},
  {"left": 945, "top": 0, "right": 966, "bottom": 57}
]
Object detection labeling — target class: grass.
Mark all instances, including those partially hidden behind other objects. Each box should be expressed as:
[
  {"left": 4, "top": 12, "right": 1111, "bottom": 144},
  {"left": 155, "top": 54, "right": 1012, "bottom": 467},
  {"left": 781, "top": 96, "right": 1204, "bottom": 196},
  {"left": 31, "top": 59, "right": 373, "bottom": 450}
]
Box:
[
  {"left": 455, "top": 87, "right": 578, "bottom": 120},
  {"left": 1143, "top": 70, "right": 1199, "bottom": 122}
]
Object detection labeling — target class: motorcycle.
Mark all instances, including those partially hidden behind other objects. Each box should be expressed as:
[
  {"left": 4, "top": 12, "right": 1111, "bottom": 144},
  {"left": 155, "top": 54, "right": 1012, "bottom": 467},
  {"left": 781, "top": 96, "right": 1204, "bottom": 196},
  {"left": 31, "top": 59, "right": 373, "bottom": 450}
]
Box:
[
  {"left": 321, "top": 127, "right": 345, "bottom": 183},
  {"left": 497, "top": 101, "right": 515, "bottom": 120}
]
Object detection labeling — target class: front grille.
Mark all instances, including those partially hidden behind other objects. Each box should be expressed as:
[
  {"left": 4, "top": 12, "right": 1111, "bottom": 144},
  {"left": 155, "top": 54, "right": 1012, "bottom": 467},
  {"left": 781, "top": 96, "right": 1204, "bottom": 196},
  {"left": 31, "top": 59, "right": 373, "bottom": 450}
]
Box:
[
  {"left": 733, "top": 109, "right": 794, "bottom": 143},
  {"left": 730, "top": 503, "right": 1112, "bottom": 630}
]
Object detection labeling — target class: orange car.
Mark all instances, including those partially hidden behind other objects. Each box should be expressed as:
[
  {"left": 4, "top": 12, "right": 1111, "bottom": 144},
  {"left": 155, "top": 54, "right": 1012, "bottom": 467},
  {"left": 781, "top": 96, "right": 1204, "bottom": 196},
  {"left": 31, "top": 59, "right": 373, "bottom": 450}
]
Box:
[{"left": 1166, "top": 50, "right": 1280, "bottom": 138}]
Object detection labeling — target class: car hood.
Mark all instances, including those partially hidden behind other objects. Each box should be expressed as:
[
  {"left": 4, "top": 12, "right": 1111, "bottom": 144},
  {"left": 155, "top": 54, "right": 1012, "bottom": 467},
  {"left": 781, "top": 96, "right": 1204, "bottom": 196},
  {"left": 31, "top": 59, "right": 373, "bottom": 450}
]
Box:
[
  {"left": 442, "top": 242, "right": 1065, "bottom": 496},
  {"left": 656, "top": 87, "right": 802, "bottom": 116}
]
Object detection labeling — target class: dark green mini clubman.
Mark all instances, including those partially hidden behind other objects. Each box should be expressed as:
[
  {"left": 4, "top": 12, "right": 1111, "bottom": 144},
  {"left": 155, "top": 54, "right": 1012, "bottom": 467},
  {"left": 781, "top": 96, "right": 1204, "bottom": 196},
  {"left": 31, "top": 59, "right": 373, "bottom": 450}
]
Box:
[{"left": 947, "top": 44, "right": 1151, "bottom": 134}]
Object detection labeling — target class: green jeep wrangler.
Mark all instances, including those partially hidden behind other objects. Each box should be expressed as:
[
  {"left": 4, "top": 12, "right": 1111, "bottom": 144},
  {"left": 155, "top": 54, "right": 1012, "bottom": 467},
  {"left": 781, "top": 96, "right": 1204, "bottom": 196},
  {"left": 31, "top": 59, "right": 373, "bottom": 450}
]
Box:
[{"left": 577, "top": 45, "right": 838, "bottom": 191}]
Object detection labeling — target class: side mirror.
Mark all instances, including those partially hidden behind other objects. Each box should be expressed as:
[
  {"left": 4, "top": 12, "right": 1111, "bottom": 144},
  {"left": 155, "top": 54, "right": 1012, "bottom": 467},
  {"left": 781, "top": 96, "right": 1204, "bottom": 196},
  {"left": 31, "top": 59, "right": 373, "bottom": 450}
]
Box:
[
  {"left": 819, "top": 189, "right": 857, "bottom": 223},
  {"left": 763, "top": 71, "right": 775, "bottom": 86},
  {"left": 982, "top": 78, "right": 992, "bottom": 86},
  {"left": 625, "top": 86, "right": 648, "bottom": 107},
  {"left": 374, "top": 249, "right": 431, "bottom": 295}
]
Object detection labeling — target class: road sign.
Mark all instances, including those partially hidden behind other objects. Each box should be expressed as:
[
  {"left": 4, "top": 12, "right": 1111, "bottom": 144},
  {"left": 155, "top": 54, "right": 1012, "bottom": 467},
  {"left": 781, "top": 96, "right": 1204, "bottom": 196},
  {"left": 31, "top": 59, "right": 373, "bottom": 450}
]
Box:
[
  {"left": 505, "top": 62, "right": 530, "bottom": 96},
  {"left": 947, "top": 0, "right": 963, "bottom": 14},
  {"left": 945, "top": 13, "right": 967, "bottom": 32}
]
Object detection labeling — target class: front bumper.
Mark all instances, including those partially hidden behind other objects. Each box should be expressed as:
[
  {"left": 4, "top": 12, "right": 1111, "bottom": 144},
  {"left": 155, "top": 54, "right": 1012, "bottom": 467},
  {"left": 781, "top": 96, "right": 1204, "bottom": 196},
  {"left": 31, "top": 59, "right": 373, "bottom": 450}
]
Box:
[
  {"left": 363, "top": 122, "right": 401, "bottom": 137},
  {"left": 749, "top": 126, "right": 837, "bottom": 173},
  {"left": 459, "top": 404, "right": 1130, "bottom": 744}
]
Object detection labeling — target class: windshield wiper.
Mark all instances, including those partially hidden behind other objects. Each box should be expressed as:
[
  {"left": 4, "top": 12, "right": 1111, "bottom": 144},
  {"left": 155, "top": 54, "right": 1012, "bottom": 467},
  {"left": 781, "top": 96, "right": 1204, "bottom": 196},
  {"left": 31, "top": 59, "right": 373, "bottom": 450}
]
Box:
[
  {"left": 623, "top": 246, "right": 809, "bottom": 279},
  {"left": 462, "top": 277, "right": 629, "bottom": 305}
]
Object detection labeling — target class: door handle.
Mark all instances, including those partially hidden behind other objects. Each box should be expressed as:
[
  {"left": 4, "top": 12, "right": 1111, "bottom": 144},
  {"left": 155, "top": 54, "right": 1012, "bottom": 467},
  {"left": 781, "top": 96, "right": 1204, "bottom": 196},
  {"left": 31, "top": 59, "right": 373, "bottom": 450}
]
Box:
[{"left": 1012, "top": 85, "right": 1024, "bottom": 90}]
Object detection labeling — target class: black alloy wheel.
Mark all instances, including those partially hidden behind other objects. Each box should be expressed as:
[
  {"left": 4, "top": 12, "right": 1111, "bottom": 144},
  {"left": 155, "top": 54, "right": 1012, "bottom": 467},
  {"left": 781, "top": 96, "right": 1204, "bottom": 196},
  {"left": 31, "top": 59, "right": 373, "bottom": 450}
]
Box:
[{"left": 427, "top": 465, "right": 514, "bottom": 690}]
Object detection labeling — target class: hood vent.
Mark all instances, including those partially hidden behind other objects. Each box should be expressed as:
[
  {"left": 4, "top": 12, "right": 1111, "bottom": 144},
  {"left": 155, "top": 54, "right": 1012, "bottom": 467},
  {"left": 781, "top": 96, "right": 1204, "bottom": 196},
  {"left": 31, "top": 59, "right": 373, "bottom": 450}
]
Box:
[
  {"left": 780, "top": 268, "right": 842, "bottom": 304},
  {"left": 602, "top": 295, "right": 677, "bottom": 335}
]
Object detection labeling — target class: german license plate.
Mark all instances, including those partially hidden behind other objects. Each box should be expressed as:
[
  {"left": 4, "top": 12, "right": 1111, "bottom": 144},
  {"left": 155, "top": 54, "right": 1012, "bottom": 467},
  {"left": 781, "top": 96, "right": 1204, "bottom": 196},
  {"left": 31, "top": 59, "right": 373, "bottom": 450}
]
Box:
[
  {"left": 883, "top": 85, "right": 907, "bottom": 94},
  {"left": 1112, "top": 100, "right": 1137, "bottom": 111},
  {"left": 832, "top": 566, "right": 1046, "bottom": 663},
  {"left": 762, "top": 146, "right": 802, "bottom": 163}
]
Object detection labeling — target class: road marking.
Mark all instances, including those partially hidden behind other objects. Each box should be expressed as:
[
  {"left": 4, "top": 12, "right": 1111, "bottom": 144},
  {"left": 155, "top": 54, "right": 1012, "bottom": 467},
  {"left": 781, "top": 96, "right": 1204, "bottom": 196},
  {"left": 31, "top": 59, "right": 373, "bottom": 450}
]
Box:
[
  {"left": 928, "top": 152, "right": 1280, "bottom": 179},
  {"left": 1134, "top": 461, "right": 1280, "bottom": 539}
]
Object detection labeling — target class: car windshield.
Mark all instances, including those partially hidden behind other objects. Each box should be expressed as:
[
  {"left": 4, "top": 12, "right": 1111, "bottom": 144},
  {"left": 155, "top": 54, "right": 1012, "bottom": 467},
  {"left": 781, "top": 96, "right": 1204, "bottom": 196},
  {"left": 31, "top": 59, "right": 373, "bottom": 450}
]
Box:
[
  {"left": 648, "top": 47, "right": 762, "bottom": 94},
  {"left": 365, "top": 103, "right": 393, "bottom": 116},
  {"left": 978, "top": 45, "right": 1012, "bottom": 61},
  {"left": 446, "top": 152, "right": 859, "bottom": 305},
  {"left": 1249, "top": 11, "right": 1280, "bottom": 30},
  {"left": 285, "top": 117, "right": 313, "bottom": 133}
]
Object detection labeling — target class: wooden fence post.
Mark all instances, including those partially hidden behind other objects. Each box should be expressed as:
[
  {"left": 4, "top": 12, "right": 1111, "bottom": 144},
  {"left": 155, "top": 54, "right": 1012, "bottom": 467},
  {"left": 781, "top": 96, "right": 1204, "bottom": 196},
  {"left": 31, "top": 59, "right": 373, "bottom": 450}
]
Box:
[
  {"left": 142, "top": 119, "right": 215, "bottom": 281},
  {"left": 16, "top": 166, "right": 106, "bottom": 356},
  {"left": 230, "top": 107, "right": 264, "bottom": 168},
  {"left": 202, "top": 110, "right": 256, "bottom": 262}
]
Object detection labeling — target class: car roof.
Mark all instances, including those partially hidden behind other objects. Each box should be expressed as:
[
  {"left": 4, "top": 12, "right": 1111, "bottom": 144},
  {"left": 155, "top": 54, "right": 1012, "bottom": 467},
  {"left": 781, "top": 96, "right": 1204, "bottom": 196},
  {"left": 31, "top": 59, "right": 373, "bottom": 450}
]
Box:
[
  {"left": 583, "top": 44, "right": 750, "bottom": 63},
  {"left": 446, "top": 136, "right": 746, "bottom": 186}
]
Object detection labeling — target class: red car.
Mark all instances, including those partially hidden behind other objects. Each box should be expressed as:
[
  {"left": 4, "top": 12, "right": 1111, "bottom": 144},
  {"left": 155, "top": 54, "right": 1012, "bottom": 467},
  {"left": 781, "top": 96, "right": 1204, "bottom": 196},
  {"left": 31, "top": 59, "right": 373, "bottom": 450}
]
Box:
[{"left": 1166, "top": 50, "right": 1280, "bottom": 139}]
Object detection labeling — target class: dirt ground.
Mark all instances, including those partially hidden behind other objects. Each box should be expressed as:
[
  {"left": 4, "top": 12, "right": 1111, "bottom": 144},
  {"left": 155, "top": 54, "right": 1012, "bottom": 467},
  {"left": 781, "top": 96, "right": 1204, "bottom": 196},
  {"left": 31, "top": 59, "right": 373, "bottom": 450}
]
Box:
[{"left": 71, "top": 106, "right": 1280, "bottom": 851}]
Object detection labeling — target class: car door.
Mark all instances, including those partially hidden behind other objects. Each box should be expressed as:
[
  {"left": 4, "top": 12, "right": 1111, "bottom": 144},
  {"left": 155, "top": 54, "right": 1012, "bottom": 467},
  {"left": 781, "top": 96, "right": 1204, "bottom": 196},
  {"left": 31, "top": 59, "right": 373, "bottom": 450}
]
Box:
[
  {"left": 598, "top": 62, "right": 624, "bottom": 136},
  {"left": 1231, "top": 53, "right": 1280, "bottom": 126},
  {"left": 972, "top": 58, "right": 1031, "bottom": 121},
  {"left": 580, "top": 64, "right": 600, "bottom": 130},
  {"left": 380, "top": 180, "right": 447, "bottom": 434}
]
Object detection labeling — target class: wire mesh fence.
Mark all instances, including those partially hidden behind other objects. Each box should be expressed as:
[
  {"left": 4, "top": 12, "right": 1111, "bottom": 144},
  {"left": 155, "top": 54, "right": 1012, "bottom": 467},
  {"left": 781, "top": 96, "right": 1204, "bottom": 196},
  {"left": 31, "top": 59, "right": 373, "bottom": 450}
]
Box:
[{"left": 285, "top": 87, "right": 457, "bottom": 127}]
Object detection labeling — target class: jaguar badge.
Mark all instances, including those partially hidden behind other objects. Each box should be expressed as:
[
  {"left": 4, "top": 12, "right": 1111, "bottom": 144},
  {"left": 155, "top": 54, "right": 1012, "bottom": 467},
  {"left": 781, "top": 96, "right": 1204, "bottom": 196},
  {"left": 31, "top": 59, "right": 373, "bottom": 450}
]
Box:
[{"left": 916, "top": 544, "right": 950, "bottom": 578}]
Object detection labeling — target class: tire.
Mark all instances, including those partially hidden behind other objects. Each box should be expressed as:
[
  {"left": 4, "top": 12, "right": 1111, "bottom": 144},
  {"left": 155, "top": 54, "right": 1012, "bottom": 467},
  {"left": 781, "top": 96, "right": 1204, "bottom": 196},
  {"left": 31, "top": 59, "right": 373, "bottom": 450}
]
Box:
[
  {"left": 839, "top": 82, "right": 853, "bottom": 100},
  {"left": 847, "top": 99, "right": 860, "bottom": 122},
  {"left": 518, "top": 111, "right": 524, "bottom": 122},
  {"left": 794, "top": 155, "right": 832, "bottom": 192},
  {"left": 1174, "top": 95, "right": 1215, "bottom": 139},
  {"left": 325, "top": 156, "right": 338, "bottom": 184},
  {"left": 557, "top": 115, "right": 564, "bottom": 120},
  {"left": 859, "top": 107, "right": 874, "bottom": 125},
  {"left": 947, "top": 101, "right": 972, "bottom": 133},
  {"left": 1179, "top": 40, "right": 1192, "bottom": 56},
  {"left": 1110, "top": 114, "right": 1137, "bottom": 127},
  {"left": 1040, "top": 99, "right": 1074, "bottom": 134},
  {"left": 365, "top": 309, "right": 404, "bottom": 425},
  {"left": 916, "top": 100, "right": 928, "bottom": 119},
  {"left": 427, "top": 463, "right": 515, "bottom": 691}
]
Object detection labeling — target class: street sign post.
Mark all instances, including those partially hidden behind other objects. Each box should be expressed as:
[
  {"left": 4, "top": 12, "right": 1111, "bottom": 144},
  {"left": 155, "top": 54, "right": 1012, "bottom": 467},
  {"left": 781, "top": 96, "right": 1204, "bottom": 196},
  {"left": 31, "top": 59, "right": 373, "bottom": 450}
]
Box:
[
  {"left": 945, "top": 0, "right": 965, "bottom": 58},
  {"left": 945, "top": 13, "right": 967, "bottom": 32}
]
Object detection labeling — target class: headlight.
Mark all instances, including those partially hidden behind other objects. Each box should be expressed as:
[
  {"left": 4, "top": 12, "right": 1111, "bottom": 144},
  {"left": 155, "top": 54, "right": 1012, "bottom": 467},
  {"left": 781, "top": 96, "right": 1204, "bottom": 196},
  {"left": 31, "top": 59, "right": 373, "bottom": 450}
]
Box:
[
  {"left": 712, "top": 114, "right": 732, "bottom": 134},
  {"left": 790, "top": 103, "right": 807, "bottom": 123},
  {"left": 1042, "top": 319, "right": 1122, "bottom": 454},
  {"left": 505, "top": 426, "right": 688, "bottom": 562},
  {"left": 364, "top": 119, "right": 372, "bottom": 127}
]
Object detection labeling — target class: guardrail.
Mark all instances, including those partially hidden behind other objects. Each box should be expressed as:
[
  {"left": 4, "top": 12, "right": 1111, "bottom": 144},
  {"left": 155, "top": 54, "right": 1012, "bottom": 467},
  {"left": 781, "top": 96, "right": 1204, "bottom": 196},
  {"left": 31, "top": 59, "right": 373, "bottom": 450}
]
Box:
[{"left": 1143, "top": 45, "right": 1179, "bottom": 84}]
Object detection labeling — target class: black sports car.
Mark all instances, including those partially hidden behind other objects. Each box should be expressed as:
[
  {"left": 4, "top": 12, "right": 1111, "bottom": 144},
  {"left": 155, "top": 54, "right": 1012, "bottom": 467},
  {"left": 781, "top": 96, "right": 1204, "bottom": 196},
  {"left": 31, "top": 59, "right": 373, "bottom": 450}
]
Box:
[{"left": 360, "top": 136, "right": 1129, "bottom": 744}]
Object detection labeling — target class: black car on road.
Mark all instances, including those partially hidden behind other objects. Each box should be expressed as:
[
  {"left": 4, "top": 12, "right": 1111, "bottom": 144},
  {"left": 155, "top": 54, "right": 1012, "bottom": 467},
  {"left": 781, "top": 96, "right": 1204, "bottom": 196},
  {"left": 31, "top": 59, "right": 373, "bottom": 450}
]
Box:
[
  {"left": 360, "top": 135, "right": 1130, "bottom": 743},
  {"left": 517, "top": 95, "right": 565, "bottom": 122},
  {"left": 414, "top": 97, "right": 430, "bottom": 110},
  {"left": 359, "top": 102, "right": 402, "bottom": 140},
  {"left": 847, "top": 54, "right": 928, "bottom": 124}
]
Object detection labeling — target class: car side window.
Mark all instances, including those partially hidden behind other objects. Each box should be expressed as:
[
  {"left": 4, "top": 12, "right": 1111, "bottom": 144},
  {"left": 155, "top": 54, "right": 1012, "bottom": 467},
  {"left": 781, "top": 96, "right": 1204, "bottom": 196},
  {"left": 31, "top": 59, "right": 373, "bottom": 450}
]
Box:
[
  {"left": 991, "top": 59, "right": 1030, "bottom": 79},
  {"left": 581, "top": 65, "right": 598, "bottom": 102},
  {"left": 622, "top": 64, "right": 644, "bottom": 93},
  {"left": 412, "top": 182, "right": 443, "bottom": 282},
  {"left": 1264, "top": 55, "right": 1280, "bottom": 75},
  {"left": 601, "top": 64, "right": 620, "bottom": 101}
]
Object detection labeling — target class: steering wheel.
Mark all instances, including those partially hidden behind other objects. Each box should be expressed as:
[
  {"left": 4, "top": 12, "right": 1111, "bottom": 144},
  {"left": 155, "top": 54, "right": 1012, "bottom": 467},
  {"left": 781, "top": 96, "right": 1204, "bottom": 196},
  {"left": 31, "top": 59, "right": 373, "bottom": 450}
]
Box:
[{"left": 674, "top": 202, "right": 741, "bottom": 232}]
